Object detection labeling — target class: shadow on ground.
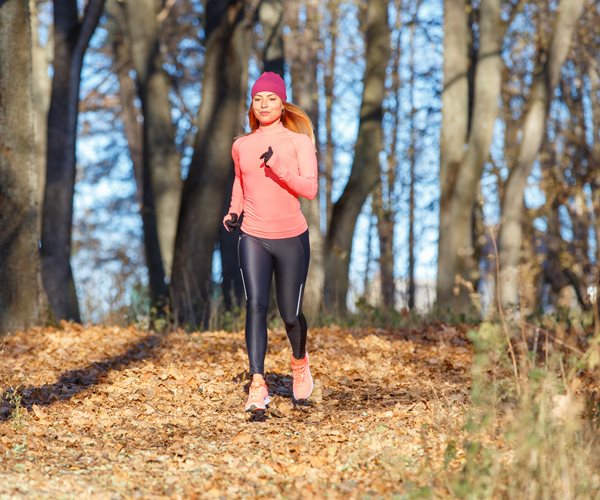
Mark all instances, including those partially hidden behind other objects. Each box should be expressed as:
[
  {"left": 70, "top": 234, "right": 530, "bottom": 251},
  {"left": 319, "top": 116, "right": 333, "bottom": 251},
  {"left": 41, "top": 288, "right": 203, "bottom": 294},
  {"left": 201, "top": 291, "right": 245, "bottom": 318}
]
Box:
[{"left": 0, "top": 332, "right": 166, "bottom": 420}]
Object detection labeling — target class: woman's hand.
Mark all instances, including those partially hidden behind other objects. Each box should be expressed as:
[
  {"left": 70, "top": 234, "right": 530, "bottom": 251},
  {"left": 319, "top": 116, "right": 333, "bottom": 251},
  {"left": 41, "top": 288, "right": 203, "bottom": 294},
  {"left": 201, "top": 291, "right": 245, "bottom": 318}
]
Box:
[
  {"left": 259, "top": 146, "right": 273, "bottom": 167},
  {"left": 223, "top": 212, "right": 242, "bottom": 232}
]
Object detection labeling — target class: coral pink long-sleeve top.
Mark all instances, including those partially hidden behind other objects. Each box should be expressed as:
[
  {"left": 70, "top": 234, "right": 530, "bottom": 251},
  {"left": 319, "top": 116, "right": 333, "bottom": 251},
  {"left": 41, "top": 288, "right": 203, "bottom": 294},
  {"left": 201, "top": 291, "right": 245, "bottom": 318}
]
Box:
[{"left": 226, "top": 122, "right": 318, "bottom": 239}]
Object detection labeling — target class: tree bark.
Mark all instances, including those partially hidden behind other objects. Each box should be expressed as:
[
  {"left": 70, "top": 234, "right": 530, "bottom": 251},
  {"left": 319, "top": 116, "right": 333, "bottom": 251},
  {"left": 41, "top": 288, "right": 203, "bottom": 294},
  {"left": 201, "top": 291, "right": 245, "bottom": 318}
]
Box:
[
  {"left": 111, "top": 21, "right": 144, "bottom": 205},
  {"left": 0, "top": 0, "right": 44, "bottom": 333},
  {"left": 322, "top": 0, "right": 339, "bottom": 229},
  {"left": 41, "top": 0, "right": 106, "bottom": 322},
  {"left": 498, "top": 0, "right": 585, "bottom": 309},
  {"left": 373, "top": 178, "right": 395, "bottom": 308},
  {"left": 589, "top": 61, "right": 600, "bottom": 274},
  {"left": 407, "top": 3, "right": 418, "bottom": 310},
  {"left": 123, "top": 0, "right": 182, "bottom": 297},
  {"left": 323, "top": 0, "right": 390, "bottom": 315},
  {"left": 258, "top": 0, "right": 284, "bottom": 75},
  {"left": 30, "top": 0, "right": 52, "bottom": 225},
  {"left": 374, "top": 0, "right": 403, "bottom": 310},
  {"left": 109, "top": 0, "right": 169, "bottom": 305},
  {"left": 110, "top": 5, "right": 157, "bottom": 305},
  {"left": 407, "top": 114, "right": 416, "bottom": 311},
  {"left": 437, "top": 0, "right": 503, "bottom": 315},
  {"left": 436, "top": 0, "right": 469, "bottom": 311},
  {"left": 170, "top": 0, "right": 250, "bottom": 327},
  {"left": 363, "top": 210, "right": 375, "bottom": 301}
]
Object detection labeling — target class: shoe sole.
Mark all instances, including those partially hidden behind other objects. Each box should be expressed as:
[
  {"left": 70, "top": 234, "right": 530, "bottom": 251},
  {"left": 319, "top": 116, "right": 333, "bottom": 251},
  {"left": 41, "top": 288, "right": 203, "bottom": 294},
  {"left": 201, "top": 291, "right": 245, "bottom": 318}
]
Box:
[{"left": 245, "top": 395, "right": 271, "bottom": 412}]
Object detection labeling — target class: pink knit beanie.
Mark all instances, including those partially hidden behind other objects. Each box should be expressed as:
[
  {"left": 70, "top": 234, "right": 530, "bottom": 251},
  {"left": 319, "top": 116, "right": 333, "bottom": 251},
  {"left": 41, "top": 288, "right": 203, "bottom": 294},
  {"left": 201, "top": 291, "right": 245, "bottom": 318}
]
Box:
[{"left": 251, "top": 72, "right": 287, "bottom": 102}]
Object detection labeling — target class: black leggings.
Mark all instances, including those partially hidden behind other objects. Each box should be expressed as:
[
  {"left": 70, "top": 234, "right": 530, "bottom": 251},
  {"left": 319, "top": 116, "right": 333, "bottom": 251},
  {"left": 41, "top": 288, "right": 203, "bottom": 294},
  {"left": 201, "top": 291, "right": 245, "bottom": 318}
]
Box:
[{"left": 238, "top": 230, "right": 310, "bottom": 375}]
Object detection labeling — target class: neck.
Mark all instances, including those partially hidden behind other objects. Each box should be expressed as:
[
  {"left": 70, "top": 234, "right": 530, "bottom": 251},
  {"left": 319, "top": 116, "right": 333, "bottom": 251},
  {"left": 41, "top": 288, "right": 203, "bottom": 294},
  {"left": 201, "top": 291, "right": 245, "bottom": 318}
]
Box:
[{"left": 259, "top": 118, "right": 282, "bottom": 131}]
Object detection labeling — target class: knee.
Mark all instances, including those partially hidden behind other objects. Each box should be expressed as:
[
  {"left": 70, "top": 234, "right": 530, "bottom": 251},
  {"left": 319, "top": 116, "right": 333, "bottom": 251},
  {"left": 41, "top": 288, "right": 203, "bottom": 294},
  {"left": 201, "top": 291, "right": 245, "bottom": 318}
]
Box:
[
  {"left": 247, "top": 297, "right": 268, "bottom": 317},
  {"left": 281, "top": 312, "right": 300, "bottom": 329}
]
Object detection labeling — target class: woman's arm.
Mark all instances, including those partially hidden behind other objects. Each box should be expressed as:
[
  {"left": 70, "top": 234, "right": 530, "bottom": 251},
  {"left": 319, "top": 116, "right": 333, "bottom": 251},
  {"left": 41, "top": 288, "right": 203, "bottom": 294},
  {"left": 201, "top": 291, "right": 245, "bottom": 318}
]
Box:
[
  {"left": 223, "top": 141, "right": 244, "bottom": 229},
  {"left": 230, "top": 141, "right": 244, "bottom": 213},
  {"left": 266, "top": 135, "right": 318, "bottom": 200}
]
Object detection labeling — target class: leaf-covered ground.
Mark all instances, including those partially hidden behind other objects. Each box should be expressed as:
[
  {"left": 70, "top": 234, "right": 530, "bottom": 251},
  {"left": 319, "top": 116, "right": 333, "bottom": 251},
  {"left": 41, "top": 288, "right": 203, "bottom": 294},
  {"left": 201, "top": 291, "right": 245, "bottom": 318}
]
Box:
[{"left": 1, "top": 322, "right": 477, "bottom": 498}]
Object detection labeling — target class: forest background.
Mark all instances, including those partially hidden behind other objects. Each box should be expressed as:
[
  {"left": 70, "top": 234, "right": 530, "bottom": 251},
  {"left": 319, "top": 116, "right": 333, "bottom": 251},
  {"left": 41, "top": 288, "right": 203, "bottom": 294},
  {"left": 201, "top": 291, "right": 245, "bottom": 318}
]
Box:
[
  {"left": 1, "top": 0, "right": 600, "bottom": 497},
  {"left": 1, "top": 0, "right": 599, "bottom": 330}
]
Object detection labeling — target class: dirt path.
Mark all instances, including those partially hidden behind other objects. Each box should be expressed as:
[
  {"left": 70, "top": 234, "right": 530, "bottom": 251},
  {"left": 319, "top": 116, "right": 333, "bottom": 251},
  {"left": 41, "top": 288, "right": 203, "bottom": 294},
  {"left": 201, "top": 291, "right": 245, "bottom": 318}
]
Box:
[{"left": 1, "top": 323, "right": 472, "bottom": 498}]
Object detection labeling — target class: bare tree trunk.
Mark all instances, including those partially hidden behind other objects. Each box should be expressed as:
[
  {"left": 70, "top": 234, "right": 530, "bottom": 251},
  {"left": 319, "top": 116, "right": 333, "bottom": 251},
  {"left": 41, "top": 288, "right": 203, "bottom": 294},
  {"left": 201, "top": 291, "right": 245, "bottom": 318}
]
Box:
[
  {"left": 436, "top": 0, "right": 469, "bottom": 311},
  {"left": 589, "top": 61, "right": 600, "bottom": 273},
  {"left": 122, "top": 0, "right": 182, "bottom": 297},
  {"left": 568, "top": 60, "right": 593, "bottom": 281},
  {"left": 364, "top": 209, "right": 375, "bottom": 302},
  {"left": 322, "top": 0, "right": 339, "bottom": 229},
  {"left": 41, "top": 0, "right": 105, "bottom": 322},
  {"left": 519, "top": 209, "right": 540, "bottom": 314},
  {"left": 112, "top": 22, "right": 144, "bottom": 204},
  {"left": 323, "top": 0, "right": 390, "bottom": 315},
  {"left": 593, "top": 177, "right": 600, "bottom": 276},
  {"left": 407, "top": 135, "right": 416, "bottom": 310},
  {"left": 437, "top": 0, "right": 503, "bottom": 316},
  {"left": 287, "top": 0, "right": 324, "bottom": 318},
  {"left": 30, "top": 0, "right": 51, "bottom": 224},
  {"left": 407, "top": 3, "right": 418, "bottom": 310},
  {"left": 498, "top": 0, "right": 585, "bottom": 309},
  {"left": 258, "top": 0, "right": 284, "bottom": 75},
  {"left": 110, "top": 5, "right": 164, "bottom": 308},
  {"left": 0, "top": 0, "right": 44, "bottom": 333},
  {"left": 592, "top": 177, "right": 600, "bottom": 319},
  {"left": 170, "top": 0, "right": 250, "bottom": 327},
  {"left": 373, "top": 179, "right": 395, "bottom": 308},
  {"left": 374, "top": 0, "right": 402, "bottom": 310},
  {"left": 108, "top": 0, "right": 169, "bottom": 305}
]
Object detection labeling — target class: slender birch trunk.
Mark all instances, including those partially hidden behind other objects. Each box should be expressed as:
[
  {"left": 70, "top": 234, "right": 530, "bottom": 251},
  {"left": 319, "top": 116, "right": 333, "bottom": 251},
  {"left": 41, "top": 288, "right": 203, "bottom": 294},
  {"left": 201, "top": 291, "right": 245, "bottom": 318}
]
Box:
[
  {"left": 498, "top": 0, "right": 585, "bottom": 309},
  {"left": 437, "top": 0, "right": 503, "bottom": 316}
]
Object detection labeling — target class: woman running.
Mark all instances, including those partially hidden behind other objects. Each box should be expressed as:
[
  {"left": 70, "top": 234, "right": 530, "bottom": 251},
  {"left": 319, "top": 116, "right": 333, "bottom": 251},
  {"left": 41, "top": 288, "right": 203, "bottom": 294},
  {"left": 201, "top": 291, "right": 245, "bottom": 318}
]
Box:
[{"left": 223, "top": 72, "right": 318, "bottom": 412}]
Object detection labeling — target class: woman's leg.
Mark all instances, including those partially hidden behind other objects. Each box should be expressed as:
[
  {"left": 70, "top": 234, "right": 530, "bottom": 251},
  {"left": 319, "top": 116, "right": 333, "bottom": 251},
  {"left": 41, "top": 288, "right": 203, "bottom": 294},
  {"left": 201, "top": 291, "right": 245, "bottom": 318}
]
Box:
[
  {"left": 272, "top": 231, "right": 310, "bottom": 359},
  {"left": 238, "top": 234, "right": 273, "bottom": 375}
]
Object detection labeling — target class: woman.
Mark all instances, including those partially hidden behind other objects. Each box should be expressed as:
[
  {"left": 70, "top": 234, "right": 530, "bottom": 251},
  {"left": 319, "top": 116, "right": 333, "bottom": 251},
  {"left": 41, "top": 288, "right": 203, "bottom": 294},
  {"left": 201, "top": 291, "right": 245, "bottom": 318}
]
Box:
[{"left": 223, "top": 72, "right": 318, "bottom": 412}]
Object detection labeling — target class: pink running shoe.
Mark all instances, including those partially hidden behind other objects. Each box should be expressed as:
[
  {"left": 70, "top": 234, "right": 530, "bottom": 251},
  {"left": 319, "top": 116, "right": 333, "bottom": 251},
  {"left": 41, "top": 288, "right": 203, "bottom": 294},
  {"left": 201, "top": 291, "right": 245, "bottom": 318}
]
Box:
[
  {"left": 291, "top": 353, "right": 313, "bottom": 401},
  {"left": 245, "top": 380, "right": 271, "bottom": 412}
]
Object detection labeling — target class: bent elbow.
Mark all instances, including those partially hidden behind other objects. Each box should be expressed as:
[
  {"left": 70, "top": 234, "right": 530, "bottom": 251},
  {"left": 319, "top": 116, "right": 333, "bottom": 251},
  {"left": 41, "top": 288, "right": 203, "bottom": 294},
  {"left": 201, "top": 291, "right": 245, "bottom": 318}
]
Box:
[{"left": 305, "top": 183, "right": 318, "bottom": 200}]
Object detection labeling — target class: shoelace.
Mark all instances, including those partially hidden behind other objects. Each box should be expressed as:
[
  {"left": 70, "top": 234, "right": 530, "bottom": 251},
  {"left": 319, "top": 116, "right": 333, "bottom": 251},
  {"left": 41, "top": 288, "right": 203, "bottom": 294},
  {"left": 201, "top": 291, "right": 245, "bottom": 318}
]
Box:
[{"left": 292, "top": 363, "right": 306, "bottom": 382}]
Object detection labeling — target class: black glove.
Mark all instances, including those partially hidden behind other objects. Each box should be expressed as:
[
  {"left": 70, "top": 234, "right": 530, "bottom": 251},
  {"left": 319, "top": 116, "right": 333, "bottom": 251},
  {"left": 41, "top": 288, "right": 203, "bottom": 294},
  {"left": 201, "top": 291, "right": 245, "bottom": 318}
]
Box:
[
  {"left": 259, "top": 146, "right": 273, "bottom": 167},
  {"left": 225, "top": 212, "right": 242, "bottom": 231}
]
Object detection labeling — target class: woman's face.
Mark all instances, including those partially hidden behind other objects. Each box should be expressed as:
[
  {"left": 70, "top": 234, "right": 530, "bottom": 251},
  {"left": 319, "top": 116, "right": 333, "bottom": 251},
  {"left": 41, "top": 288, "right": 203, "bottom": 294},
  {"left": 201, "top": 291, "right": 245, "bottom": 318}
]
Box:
[{"left": 252, "top": 92, "right": 284, "bottom": 125}]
